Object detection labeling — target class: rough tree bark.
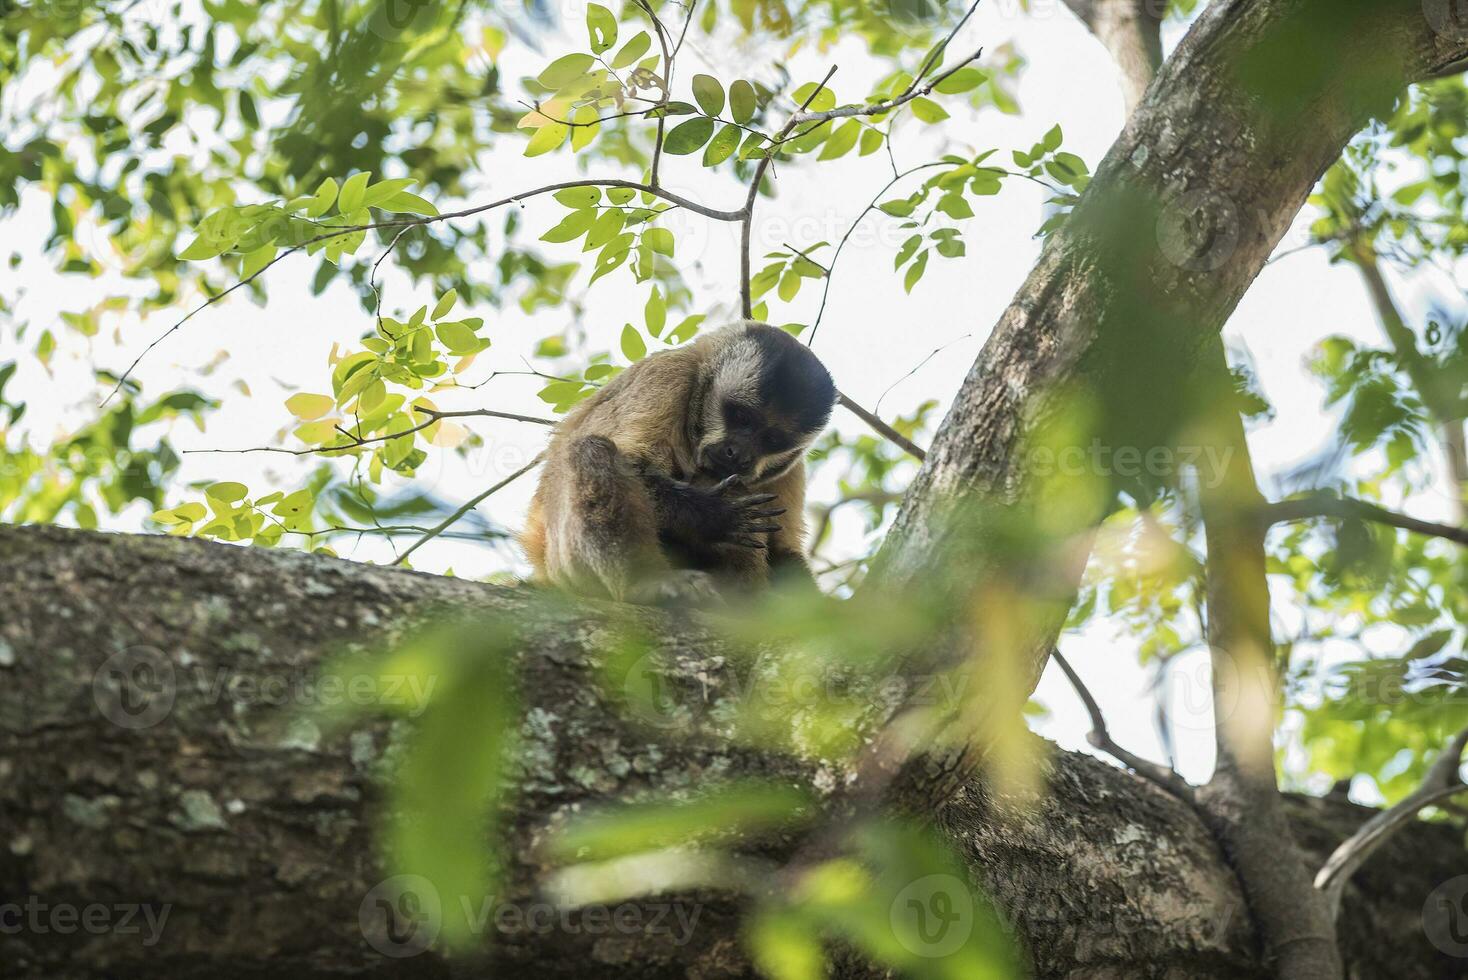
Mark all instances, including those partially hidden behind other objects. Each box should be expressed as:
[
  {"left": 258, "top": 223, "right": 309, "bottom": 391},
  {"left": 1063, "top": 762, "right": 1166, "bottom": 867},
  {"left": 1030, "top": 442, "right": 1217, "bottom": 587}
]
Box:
[{"left": 1, "top": 524, "right": 1464, "bottom": 979}]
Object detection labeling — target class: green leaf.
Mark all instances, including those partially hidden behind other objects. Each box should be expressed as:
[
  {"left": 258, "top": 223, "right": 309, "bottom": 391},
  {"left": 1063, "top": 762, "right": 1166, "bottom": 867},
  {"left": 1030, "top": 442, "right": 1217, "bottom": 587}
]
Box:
[
  {"left": 936, "top": 193, "right": 974, "bottom": 219},
  {"left": 611, "top": 31, "right": 651, "bottom": 69},
  {"left": 645, "top": 288, "right": 667, "bottom": 337},
  {"left": 664, "top": 116, "right": 715, "bottom": 155},
  {"left": 175, "top": 502, "right": 207, "bottom": 522},
  {"left": 692, "top": 74, "right": 725, "bottom": 116},
  {"left": 358, "top": 378, "right": 387, "bottom": 413},
  {"left": 360, "top": 177, "right": 416, "bottom": 209},
  {"left": 206, "top": 481, "right": 249, "bottom": 503},
  {"left": 539, "top": 53, "right": 595, "bottom": 89},
  {"left": 379, "top": 191, "right": 439, "bottom": 216},
  {"left": 286, "top": 392, "right": 335, "bottom": 419},
  {"left": 859, "top": 128, "right": 884, "bottom": 156},
  {"left": 582, "top": 208, "right": 624, "bottom": 251},
  {"left": 703, "top": 123, "right": 741, "bottom": 166},
  {"left": 338, "top": 172, "right": 371, "bottom": 214},
  {"left": 554, "top": 186, "right": 601, "bottom": 209},
  {"left": 894, "top": 234, "right": 921, "bottom": 268},
  {"left": 432, "top": 289, "right": 458, "bottom": 320},
  {"left": 903, "top": 250, "right": 928, "bottom": 292},
  {"left": 643, "top": 227, "right": 674, "bottom": 256},
  {"left": 778, "top": 269, "right": 800, "bottom": 302},
  {"left": 541, "top": 208, "right": 597, "bottom": 243},
  {"left": 241, "top": 243, "right": 277, "bottom": 279},
  {"left": 607, "top": 187, "right": 637, "bottom": 205},
  {"left": 621, "top": 323, "right": 648, "bottom": 361},
  {"left": 436, "top": 321, "right": 479, "bottom": 354},
  {"left": 793, "top": 81, "right": 836, "bottom": 112},
  {"left": 1043, "top": 123, "right": 1064, "bottom": 151},
  {"left": 586, "top": 3, "right": 617, "bottom": 54},
  {"left": 729, "top": 79, "right": 757, "bottom": 124},
  {"left": 909, "top": 97, "right": 949, "bottom": 123},
  {"left": 877, "top": 199, "right": 916, "bottom": 217},
  {"left": 538, "top": 379, "right": 587, "bottom": 405},
  {"left": 817, "top": 119, "right": 861, "bottom": 160},
  {"left": 934, "top": 67, "right": 987, "bottom": 94},
  {"left": 526, "top": 122, "right": 569, "bottom": 157},
  {"left": 305, "top": 177, "right": 338, "bottom": 218}
]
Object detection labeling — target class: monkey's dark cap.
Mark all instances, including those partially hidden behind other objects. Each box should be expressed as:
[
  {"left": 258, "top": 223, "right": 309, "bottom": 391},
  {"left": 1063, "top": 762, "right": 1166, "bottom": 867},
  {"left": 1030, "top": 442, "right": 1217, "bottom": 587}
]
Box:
[{"left": 746, "top": 323, "right": 837, "bottom": 433}]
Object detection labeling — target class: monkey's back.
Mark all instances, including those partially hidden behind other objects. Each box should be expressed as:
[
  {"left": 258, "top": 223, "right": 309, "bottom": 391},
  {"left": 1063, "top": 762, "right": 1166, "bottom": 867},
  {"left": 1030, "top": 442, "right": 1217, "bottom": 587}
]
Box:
[{"left": 521, "top": 340, "right": 708, "bottom": 580}]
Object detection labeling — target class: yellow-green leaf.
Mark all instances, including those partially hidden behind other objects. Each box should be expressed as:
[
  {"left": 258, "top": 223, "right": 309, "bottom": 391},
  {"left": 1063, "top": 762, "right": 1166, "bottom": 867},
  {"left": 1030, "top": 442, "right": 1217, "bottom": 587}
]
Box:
[
  {"left": 620, "top": 323, "right": 647, "bottom": 361},
  {"left": 286, "top": 392, "right": 335, "bottom": 419},
  {"left": 338, "top": 172, "right": 371, "bottom": 214}
]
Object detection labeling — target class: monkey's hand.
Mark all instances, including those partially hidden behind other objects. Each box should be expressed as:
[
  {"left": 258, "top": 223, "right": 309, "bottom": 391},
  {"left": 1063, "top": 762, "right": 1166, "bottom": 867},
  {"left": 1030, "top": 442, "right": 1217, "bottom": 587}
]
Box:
[
  {"left": 704, "top": 475, "right": 786, "bottom": 550},
  {"left": 644, "top": 472, "right": 785, "bottom": 551}
]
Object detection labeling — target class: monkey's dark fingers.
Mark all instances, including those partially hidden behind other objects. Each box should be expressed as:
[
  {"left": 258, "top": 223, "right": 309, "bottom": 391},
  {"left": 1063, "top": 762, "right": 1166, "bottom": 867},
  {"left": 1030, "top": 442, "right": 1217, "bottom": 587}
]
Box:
[
  {"left": 731, "top": 536, "right": 767, "bottom": 549},
  {"left": 710, "top": 475, "right": 742, "bottom": 495},
  {"left": 743, "top": 522, "right": 782, "bottom": 535},
  {"left": 737, "top": 493, "right": 779, "bottom": 506},
  {"left": 745, "top": 507, "right": 787, "bottom": 518}
]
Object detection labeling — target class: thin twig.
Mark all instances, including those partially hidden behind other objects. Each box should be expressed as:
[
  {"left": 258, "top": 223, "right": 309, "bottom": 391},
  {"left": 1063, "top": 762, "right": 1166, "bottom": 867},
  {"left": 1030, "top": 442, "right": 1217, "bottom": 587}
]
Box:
[
  {"left": 805, "top": 162, "right": 946, "bottom": 346},
  {"left": 1052, "top": 648, "right": 1195, "bottom": 802},
  {"left": 184, "top": 406, "right": 554, "bottom": 457},
  {"left": 741, "top": 65, "right": 838, "bottom": 318},
  {"left": 392, "top": 453, "right": 545, "bottom": 566},
  {"left": 1314, "top": 725, "right": 1468, "bottom": 918},
  {"left": 874, "top": 332, "right": 972, "bottom": 417}
]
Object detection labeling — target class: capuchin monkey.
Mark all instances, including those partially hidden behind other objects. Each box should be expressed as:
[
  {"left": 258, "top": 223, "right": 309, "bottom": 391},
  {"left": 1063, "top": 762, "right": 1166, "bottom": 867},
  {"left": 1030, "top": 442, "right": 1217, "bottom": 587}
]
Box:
[{"left": 522, "top": 321, "right": 837, "bottom": 604}]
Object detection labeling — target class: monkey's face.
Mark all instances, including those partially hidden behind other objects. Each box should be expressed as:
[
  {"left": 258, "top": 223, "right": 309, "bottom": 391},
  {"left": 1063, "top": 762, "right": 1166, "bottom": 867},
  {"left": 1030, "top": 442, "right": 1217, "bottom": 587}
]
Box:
[{"left": 694, "top": 324, "right": 836, "bottom": 485}]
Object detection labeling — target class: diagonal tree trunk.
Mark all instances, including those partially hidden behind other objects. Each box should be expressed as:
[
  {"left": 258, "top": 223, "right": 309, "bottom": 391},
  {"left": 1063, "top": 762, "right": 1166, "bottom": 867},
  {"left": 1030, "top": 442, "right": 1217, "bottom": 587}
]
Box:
[
  {"left": 0, "top": 524, "right": 1463, "bottom": 979},
  {"left": 868, "top": 0, "right": 1468, "bottom": 741}
]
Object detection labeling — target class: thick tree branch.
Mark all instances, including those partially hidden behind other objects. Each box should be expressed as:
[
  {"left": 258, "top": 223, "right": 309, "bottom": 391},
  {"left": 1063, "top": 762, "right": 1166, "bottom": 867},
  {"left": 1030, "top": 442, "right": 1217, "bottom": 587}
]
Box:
[
  {"left": 1197, "top": 347, "right": 1342, "bottom": 980},
  {"left": 2, "top": 524, "right": 1463, "bottom": 978},
  {"left": 1263, "top": 493, "right": 1468, "bottom": 547}
]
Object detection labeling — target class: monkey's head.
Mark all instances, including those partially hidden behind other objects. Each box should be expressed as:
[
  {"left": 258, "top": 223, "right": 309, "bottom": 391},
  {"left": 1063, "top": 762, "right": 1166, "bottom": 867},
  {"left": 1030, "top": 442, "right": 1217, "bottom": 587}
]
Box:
[{"left": 692, "top": 322, "right": 836, "bottom": 485}]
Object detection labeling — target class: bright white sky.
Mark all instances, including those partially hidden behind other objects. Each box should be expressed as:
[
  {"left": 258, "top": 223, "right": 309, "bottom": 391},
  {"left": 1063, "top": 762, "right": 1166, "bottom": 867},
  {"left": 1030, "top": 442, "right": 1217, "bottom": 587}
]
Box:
[{"left": 4, "top": 1, "right": 1461, "bottom": 795}]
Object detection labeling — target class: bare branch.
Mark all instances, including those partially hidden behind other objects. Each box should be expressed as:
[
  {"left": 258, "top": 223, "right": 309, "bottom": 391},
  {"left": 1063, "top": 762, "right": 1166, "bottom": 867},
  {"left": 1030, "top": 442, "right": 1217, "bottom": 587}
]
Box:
[
  {"left": 1263, "top": 494, "right": 1468, "bottom": 548},
  {"left": 836, "top": 392, "right": 927, "bottom": 462},
  {"left": 1051, "top": 649, "right": 1195, "bottom": 802},
  {"left": 183, "top": 406, "right": 554, "bottom": 458},
  {"left": 1315, "top": 725, "right": 1468, "bottom": 918},
  {"left": 392, "top": 453, "right": 544, "bottom": 567},
  {"left": 416, "top": 407, "right": 557, "bottom": 428}
]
